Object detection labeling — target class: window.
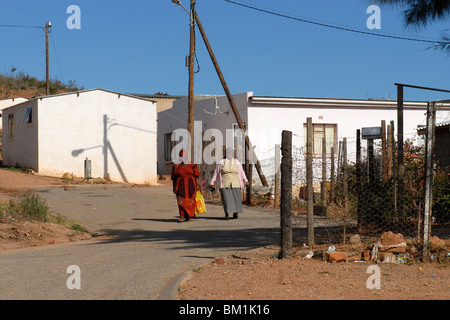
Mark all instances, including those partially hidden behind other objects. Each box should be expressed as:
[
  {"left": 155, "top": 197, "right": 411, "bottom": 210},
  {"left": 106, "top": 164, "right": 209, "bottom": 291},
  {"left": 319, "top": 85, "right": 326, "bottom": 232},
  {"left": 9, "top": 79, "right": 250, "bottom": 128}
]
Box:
[
  {"left": 7, "top": 114, "right": 14, "bottom": 140},
  {"left": 304, "top": 123, "right": 337, "bottom": 156},
  {"left": 164, "top": 132, "right": 176, "bottom": 161},
  {"left": 24, "top": 108, "right": 32, "bottom": 124}
]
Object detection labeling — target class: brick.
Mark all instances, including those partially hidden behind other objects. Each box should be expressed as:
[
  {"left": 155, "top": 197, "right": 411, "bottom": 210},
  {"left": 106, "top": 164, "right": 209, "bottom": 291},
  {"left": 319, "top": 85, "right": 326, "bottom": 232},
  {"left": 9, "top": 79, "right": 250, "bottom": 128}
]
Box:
[
  {"left": 380, "top": 231, "right": 404, "bottom": 246},
  {"left": 362, "top": 250, "right": 371, "bottom": 261},
  {"left": 329, "top": 252, "right": 346, "bottom": 263},
  {"left": 212, "top": 257, "right": 225, "bottom": 265}
]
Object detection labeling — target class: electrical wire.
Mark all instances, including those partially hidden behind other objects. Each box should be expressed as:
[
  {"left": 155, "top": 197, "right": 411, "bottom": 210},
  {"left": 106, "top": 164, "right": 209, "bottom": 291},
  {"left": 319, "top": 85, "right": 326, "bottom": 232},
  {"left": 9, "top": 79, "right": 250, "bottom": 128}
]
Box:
[
  {"left": 50, "top": 32, "right": 65, "bottom": 84},
  {"left": 223, "top": 0, "right": 447, "bottom": 45},
  {"left": 1, "top": 23, "right": 68, "bottom": 85},
  {"left": 0, "top": 24, "right": 43, "bottom": 30}
]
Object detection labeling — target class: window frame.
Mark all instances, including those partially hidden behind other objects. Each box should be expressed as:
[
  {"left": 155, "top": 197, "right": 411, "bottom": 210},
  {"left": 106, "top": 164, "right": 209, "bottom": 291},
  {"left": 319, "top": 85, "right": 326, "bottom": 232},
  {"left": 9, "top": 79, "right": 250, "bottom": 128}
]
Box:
[
  {"left": 164, "top": 132, "right": 177, "bottom": 162},
  {"left": 303, "top": 123, "right": 337, "bottom": 157},
  {"left": 24, "top": 107, "right": 32, "bottom": 124},
  {"left": 7, "top": 113, "right": 14, "bottom": 141}
]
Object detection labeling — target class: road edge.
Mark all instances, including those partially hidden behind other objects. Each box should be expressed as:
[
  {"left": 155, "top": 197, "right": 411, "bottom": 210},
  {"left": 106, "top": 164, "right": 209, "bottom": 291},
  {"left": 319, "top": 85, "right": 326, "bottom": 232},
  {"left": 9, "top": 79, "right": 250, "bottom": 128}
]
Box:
[{"left": 158, "top": 267, "right": 196, "bottom": 300}]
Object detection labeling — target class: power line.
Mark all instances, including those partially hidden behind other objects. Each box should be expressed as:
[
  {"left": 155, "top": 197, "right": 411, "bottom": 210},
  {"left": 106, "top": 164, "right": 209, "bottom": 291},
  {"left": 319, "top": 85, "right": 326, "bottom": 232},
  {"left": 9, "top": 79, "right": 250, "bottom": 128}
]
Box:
[
  {"left": 223, "top": 0, "right": 446, "bottom": 45},
  {"left": 50, "top": 33, "right": 65, "bottom": 83},
  {"left": 0, "top": 24, "right": 43, "bottom": 29}
]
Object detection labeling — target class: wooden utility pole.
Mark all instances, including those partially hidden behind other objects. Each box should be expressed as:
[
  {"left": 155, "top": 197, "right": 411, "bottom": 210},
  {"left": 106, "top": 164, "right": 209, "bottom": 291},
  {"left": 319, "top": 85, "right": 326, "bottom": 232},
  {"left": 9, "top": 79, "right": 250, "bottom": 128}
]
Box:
[
  {"left": 188, "top": 0, "right": 195, "bottom": 158},
  {"left": 194, "top": 12, "right": 268, "bottom": 186},
  {"left": 45, "top": 21, "right": 51, "bottom": 96}
]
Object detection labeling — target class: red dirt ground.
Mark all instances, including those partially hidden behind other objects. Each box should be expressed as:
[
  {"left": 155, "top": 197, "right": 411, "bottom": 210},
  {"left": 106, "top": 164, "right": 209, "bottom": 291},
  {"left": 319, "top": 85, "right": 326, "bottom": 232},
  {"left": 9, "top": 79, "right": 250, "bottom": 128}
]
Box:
[{"left": 0, "top": 168, "right": 448, "bottom": 300}]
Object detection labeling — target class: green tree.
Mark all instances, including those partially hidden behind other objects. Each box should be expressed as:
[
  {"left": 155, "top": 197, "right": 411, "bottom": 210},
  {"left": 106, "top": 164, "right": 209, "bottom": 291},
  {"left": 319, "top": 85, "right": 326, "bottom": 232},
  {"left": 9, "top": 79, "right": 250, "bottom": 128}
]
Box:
[{"left": 378, "top": 0, "right": 450, "bottom": 52}]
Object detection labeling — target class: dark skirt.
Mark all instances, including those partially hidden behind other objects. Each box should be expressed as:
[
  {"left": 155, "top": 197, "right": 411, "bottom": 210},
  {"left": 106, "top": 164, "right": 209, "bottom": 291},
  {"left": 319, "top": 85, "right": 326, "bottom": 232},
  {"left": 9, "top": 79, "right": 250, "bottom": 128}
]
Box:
[{"left": 220, "top": 187, "right": 243, "bottom": 214}]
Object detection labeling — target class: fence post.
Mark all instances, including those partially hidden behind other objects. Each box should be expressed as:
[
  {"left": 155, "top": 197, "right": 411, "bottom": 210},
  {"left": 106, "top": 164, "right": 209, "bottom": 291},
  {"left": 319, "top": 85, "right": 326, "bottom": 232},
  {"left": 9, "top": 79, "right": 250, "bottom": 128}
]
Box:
[
  {"left": 330, "top": 146, "right": 335, "bottom": 204},
  {"left": 368, "top": 138, "right": 374, "bottom": 184},
  {"left": 337, "top": 140, "right": 342, "bottom": 187},
  {"left": 342, "top": 137, "right": 349, "bottom": 244},
  {"left": 343, "top": 138, "right": 348, "bottom": 199},
  {"left": 306, "top": 117, "right": 314, "bottom": 246},
  {"left": 274, "top": 144, "right": 281, "bottom": 208},
  {"left": 280, "top": 131, "right": 293, "bottom": 259},
  {"left": 246, "top": 162, "right": 253, "bottom": 205},
  {"left": 381, "top": 120, "right": 387, "bottom": 182},
  {"left": 387, "top": 122, "right": 394, "bottom": 178},
  {"left": 423, "top": 101, "right": 436, "bottom": 261},
  {"left": 356, "top": 129, "right": 362, "bottom": 229},
  {"left": 397, "top": 84, "right": 405, "bottom": 226},
  {"left": 321, "top": 137, "right": 327, "bottom": 206},
  {"left": 390, "top": 120, "right": 397, "bottom": 219}
]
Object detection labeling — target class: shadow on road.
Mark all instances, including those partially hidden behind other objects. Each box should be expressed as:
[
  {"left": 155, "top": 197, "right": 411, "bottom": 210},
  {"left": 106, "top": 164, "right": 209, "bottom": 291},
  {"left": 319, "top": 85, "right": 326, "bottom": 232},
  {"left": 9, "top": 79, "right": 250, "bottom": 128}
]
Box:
[
  {"left": 92, "top": 226, "right": 280, "bottom": 252},
  {"left": 132, "top": 216, "right": 228, "bottom": 223}
]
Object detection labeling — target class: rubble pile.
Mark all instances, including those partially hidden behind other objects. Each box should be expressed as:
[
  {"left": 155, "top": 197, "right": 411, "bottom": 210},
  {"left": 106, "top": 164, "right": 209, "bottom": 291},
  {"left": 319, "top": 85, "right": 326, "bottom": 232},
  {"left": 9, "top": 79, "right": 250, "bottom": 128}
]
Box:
[{"left": 297, "top": 231, "right": 449, "bottom": 264}]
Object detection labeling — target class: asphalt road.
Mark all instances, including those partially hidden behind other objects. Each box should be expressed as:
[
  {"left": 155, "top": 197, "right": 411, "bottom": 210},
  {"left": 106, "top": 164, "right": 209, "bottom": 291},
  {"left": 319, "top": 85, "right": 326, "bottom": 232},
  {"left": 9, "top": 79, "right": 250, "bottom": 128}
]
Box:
[{"left": 0, "top": 184, "right": 280, "bottom": 300}]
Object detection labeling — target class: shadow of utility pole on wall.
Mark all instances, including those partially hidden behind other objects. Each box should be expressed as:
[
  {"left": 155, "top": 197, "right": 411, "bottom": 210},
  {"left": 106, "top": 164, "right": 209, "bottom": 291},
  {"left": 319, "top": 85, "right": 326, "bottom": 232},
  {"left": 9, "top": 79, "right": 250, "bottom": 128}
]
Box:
[
  {"left": 102, "top": 114, "right": 128, "bottom": 183},
  {"left": 72, "top": 114, "right": 157, "bottom": 183},
  {"left": 71, "top": 114, "right": 128, "bottom": 183}
]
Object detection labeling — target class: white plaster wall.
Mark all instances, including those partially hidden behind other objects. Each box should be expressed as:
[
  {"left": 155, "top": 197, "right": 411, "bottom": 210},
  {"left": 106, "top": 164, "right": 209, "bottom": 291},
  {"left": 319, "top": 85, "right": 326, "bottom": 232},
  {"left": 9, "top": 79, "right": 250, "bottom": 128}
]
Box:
[
  {"left": 0, "top": 97, "right": 29, "bottom": 130},
  {"left": 247, "top": 105, "right": 447, "bottom": 161},
  {"left": 1, "top": 100, "right": 38, "bottom": 170},
  {"left": 247, "top": 103, "right": 450, "bottom": 187},
  {"left": 157, "top": 92, "right": 250, "bottom": 175},
  {"left": 36, "top": 90, "right": 157, "bottom": 184}
]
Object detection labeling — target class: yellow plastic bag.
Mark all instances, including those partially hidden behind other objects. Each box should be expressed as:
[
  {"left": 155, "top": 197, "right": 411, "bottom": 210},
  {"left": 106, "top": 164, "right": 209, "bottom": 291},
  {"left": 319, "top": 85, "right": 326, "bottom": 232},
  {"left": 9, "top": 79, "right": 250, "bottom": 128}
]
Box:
[{"left": 195, "top": 191, "right": 207, "bottom": 215}]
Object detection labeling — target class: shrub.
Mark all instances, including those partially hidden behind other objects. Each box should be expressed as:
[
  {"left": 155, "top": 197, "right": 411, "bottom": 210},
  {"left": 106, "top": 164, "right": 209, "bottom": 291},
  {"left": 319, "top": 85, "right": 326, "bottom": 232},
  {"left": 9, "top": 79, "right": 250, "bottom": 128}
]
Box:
[
  {"left": 433, "top": 169, "right": 450, "bottom": 223},
  {"left": 16, "top": 193, "right": 49, "bottom": 221}
]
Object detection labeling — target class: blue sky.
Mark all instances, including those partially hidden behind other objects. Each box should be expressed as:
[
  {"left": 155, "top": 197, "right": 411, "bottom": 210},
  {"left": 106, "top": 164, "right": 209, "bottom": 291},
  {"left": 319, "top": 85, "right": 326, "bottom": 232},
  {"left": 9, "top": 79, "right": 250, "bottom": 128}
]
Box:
[{"left": 1, "top": 0, "right": 449, "bottom": 101}]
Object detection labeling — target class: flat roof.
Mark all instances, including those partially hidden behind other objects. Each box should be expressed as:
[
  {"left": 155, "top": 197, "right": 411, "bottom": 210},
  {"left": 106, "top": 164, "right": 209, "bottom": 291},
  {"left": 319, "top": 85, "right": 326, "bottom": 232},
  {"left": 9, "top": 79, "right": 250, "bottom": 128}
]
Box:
[{"left": 250, "top": 96, "right": 450, "bottom": 110}]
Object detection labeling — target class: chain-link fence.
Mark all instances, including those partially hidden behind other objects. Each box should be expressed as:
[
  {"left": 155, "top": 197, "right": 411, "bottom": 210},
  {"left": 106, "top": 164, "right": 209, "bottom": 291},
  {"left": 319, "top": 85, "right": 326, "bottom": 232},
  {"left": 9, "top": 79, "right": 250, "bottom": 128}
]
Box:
[
  {"left": 196, "top": 121, "right": 449, "bottom": 263},
  {"left": 287, "top": 129, "right": 449, "bottom": 262}
]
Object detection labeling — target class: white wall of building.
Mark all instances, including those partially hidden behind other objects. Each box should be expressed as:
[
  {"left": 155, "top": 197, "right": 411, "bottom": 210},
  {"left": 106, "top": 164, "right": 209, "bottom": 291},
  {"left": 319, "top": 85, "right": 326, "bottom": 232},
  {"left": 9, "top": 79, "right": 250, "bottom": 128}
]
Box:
[
  {"left": 247, "top": 104, "right": 437, "bottom": 161},
  {"left": 2, "top": 99, "right": 38, "bottom": 170},
  {"left": 247, "top": 97, "right": 450, "bottom": 186},
  {"left": 157, "top": 91, "right": 450, "bottom": 185},
  {"left": 2, "top": 89, "right": 157, "bottom": 184},
  {"left": 0, "top": 97, "right": 29, "bottom": 130},
  {"left": 157, "top": 92, "right": 250, "bottom": 175}
]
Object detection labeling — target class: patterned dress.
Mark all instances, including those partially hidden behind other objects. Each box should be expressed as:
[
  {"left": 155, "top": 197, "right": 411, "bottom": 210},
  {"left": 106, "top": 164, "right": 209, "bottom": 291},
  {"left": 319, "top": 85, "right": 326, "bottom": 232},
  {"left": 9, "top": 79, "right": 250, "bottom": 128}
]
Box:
[{"left": 171, "top": 163, "right": 199, "bottom": 219}]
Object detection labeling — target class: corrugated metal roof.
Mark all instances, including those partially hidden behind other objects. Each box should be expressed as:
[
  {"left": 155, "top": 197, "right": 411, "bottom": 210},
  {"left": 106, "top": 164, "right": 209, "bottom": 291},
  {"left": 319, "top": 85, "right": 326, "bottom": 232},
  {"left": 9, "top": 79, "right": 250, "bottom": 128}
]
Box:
[
  {"left": 130, "top": 93, "right": 185, "bottom": 100},
  {"left": 417, "top": 120, "right": 450, "bottom": 133},
  {"left": 436, "top": 120, "right": 450, "bottom": 128}
]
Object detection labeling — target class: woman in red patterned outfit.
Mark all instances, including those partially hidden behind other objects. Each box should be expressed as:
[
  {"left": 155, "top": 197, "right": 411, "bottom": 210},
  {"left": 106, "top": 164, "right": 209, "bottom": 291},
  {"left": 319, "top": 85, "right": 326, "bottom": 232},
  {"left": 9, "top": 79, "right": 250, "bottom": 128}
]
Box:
[{"left": 171, "top": 150, "right": 199, "bottom": 222}]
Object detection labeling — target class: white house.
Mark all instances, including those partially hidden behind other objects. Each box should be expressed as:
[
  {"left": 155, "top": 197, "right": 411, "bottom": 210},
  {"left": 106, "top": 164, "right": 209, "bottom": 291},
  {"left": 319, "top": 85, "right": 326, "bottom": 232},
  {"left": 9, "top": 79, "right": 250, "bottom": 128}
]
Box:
[
  {"left": 157, "top": 91, "right": 450, "bottom": 185},
  {"left": 0, "top": 97, "right": 29, "bottom": 130},
  {"left": 2, "top": 89, "right": 158, "bottom": 184}
]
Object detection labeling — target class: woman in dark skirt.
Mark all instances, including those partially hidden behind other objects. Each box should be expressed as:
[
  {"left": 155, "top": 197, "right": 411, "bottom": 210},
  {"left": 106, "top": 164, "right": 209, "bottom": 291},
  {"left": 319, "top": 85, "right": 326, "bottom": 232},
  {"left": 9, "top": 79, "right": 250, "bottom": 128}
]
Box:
[{"left": 210, "top": 148, "right": 249, "bottom": 219}]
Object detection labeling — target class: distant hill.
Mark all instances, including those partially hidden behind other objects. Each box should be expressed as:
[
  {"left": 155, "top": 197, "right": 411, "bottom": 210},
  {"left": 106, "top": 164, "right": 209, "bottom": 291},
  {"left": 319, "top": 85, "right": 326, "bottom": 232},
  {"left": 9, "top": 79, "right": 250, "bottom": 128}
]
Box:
[{"left": 0, "top": 68, "right": 83, "bottom": 99}]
